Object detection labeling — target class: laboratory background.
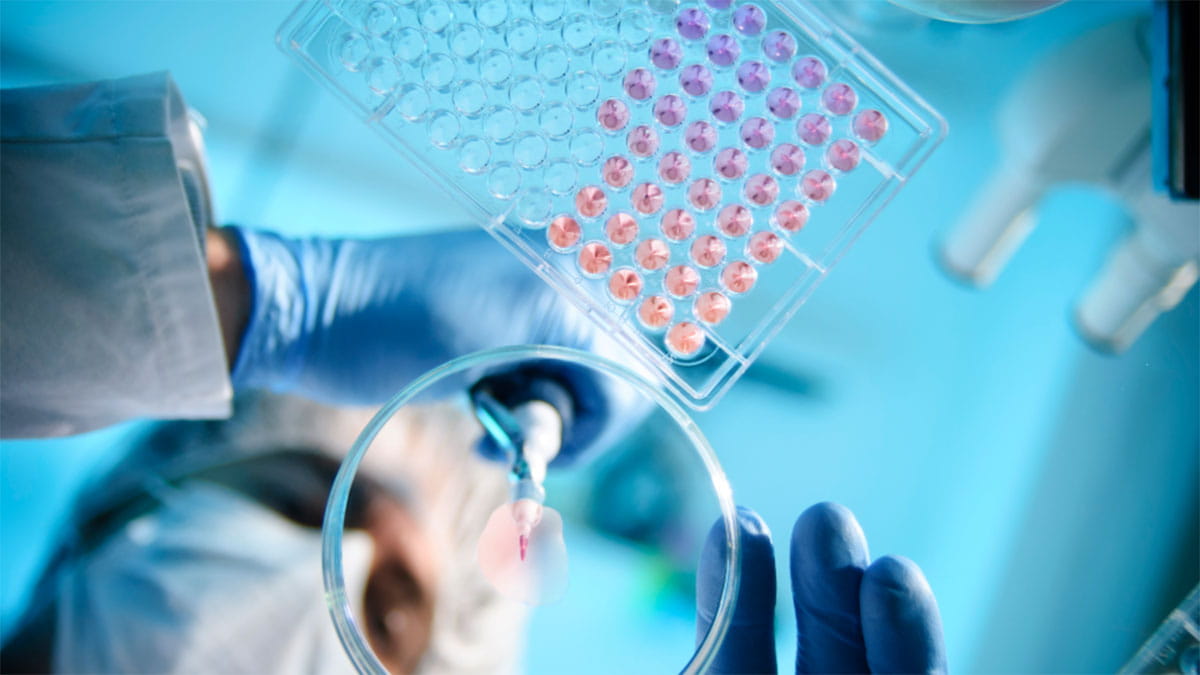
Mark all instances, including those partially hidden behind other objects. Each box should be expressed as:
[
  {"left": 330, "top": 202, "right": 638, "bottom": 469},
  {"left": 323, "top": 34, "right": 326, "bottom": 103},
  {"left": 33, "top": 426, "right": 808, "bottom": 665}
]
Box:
[{"left": 1, "top": 0, "right": 1196, "bottom": 673}]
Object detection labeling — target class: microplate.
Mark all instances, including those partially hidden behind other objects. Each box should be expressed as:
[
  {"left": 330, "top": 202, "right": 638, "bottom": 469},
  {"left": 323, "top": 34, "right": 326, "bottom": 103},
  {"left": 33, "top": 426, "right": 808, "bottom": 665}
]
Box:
[{"left": 278, "top": 0, "right": 947, "bottom": 408}]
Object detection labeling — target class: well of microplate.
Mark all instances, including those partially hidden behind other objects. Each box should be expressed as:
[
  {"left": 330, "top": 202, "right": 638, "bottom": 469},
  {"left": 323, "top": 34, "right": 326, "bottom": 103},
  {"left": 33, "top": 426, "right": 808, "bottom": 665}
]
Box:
[
  {"left": 278, "top": 0, "right": 946, "bottom": 408},
  {"left": 321, "top": 346, "right": 740, "bottom": 674}
]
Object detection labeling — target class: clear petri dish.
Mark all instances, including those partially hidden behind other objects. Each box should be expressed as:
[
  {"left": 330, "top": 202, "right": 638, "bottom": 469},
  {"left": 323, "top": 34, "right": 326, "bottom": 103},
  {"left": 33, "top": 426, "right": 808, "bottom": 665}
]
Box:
[{"left": 322, "top": 345, "right": 740, "bottom": 674}]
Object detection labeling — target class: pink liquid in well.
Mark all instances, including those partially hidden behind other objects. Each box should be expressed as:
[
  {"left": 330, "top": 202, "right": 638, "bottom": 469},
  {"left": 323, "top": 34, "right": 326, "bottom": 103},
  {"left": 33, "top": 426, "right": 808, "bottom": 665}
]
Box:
[
  {"left": 605, "top": 212, "right": 639, "bottom": 245},
  {"left": 732, "top": 4, "right": 766, "bottom": 35},
  {"left": 685, "top": 121, "right": 717, "bottom": 153},
  {"left": 717, "top": 204, "right": 753, "bottom": 237},
  {"left": 826, "top": 139, "right": 861, "bottom": 172},
  {"left": 740, "top": 117, "right": 775, "bottom": 150},
  {"left": 680, "top": 64, "right": 714, "bottom": 96},
  {"left": 635, "top": 238, "right": 671, "bottom": 271},
  {"left": 665, "top": 265, "right": 701, "bottom": 297},
  {"left": 767, "top": 87, "right": 800, "bottom": 119},
  {"left": 822, "top": 82, "right": 857, "bottom": 116},
  {"left": 721, "top": 260, "right": 758, "bottom": 293},
  {"left": 654, "top": 94, "right": 687, "bottom": 127},
  {"left": 659, "top": 151, "right": 692, "bottom": 183},
  {"left": 676, "top": 8, "right": 710, "bottom": 40},
  {"left": 736, "top": 61, "right": 770, "bottom": 93},
  {"left": 688, "top": 178, "right": 722, "bottom": 210},
  {"left": 801, "top": 169, "right": 836, "bottom": 202},
  {"left": 853, "top": 109, "right": 888, "bottom": 143},
  {"left": 770, "top": 143, "right": 805, "bottom": 175},
  {"left": 762, "top": 30, "right": 797, "bottom": 62},
  {"left": 547, "top": 215, "right": 581, "bottom": 250},
  {"left": 602, "top": 156, "right": 634, "bottom": 188},
  {"left": 575, "top": 186, "right": 608, "bottom": 218},
  {"left": 792, "top": 56, "right": 827, "bottom": 89},
  {"left": 666, "top": 321, "right": 705, "bottom": 356},
  {"left": 714, "top": 147, "right": 748, "bottom": 180},
  {"left": 578, "top": 241, "right": 613, "bottom": 276},
  {"left": 797, "top": 113, "right": 831, "bottom": 145},
  {"left": 661, "top": 209, "right": 697, "bottom": 241},
  {"left": 627, "top": 125, "right": 660, "bottom": 157},
  {"left": 476, "top": 503, "right": 567, "bottom": 606},
  {"left": 608, "top": 267, "right": 643, "bottom": 301},
  {"left": 632, "top": 182, "right": 665, "bottom": 214},
  {"left": 623, "top": 68, "right": 656, "bottom": 101},
  {"left": 744, "top": 174, "right": 780, "bottom": 206},
  {"left": 650, "top": 37, "right": 684, "bottom": 69},
  {"left": 597, "top": 98, "right": 630, "bottom": 131},
  {"left": 695, "top": 291, "right": 731, "bottom": 324},
  {"left": 706, "top": 33, "right": 740, "bottom": 67},
  {"left": 691, "top": 235, "right": 727, "bottom": 267},
  {"left": 639, "top": 295, "right": 674, "bottom": 328},
  {"left": 710, "top": 91, "right": 744, "bottom": 123},
  {"left": 748, "top": 231, "right": 783, "bottom": 263},
  {"left": 775, "top": 200, "right": 810, "bottom": 232}
]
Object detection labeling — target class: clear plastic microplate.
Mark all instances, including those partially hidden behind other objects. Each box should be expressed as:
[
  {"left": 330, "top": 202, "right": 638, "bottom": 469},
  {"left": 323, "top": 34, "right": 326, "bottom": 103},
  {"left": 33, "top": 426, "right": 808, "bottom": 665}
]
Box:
[{"left": 277, "top": 0, "right": 946, "bottom": 408}]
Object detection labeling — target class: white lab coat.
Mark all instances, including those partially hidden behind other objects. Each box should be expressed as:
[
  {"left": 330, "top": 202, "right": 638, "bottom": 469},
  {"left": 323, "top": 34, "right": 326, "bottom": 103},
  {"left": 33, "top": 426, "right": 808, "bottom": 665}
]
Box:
[{"left": 0, "top": 72, "right": 231, "bottom": 438}]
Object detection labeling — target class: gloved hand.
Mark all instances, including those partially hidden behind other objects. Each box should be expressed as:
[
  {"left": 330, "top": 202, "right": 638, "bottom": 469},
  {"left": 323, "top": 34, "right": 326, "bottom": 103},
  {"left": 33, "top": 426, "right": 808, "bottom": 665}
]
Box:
[
  {"left": 696, "top": 503, "right": 946, "bottom": 674},
  {"left": 227, "top": 226, "right": 645, "bottom": 463}
]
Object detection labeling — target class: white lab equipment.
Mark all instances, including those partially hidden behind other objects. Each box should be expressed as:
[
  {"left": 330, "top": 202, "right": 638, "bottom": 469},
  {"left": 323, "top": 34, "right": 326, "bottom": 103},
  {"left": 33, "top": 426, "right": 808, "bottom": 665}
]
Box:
[{"left": 939, "top": 15, "right": 1199, "bottom": 352}]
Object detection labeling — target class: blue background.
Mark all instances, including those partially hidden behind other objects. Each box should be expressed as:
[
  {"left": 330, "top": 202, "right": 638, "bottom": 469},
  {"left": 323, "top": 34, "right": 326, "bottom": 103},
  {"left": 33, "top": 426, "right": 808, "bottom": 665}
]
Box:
[{"left": 2, "top": 1, "right": 1195, "bottom": 671}]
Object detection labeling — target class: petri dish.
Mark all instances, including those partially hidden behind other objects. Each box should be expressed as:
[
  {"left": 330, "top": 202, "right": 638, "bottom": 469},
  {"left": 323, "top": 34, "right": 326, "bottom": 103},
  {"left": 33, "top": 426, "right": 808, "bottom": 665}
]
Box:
[{"left": 322, "top": 346, "right": 740, "bottom": 674}]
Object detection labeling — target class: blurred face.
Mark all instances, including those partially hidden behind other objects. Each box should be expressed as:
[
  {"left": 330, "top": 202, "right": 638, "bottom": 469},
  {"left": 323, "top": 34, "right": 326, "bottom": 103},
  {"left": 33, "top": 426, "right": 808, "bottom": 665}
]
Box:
[
  {"left": 306, "top": 400, "right": 524, "bottom": 674},
  {"left": 360, "top": 496, "right": 439, "bottom": 674}
]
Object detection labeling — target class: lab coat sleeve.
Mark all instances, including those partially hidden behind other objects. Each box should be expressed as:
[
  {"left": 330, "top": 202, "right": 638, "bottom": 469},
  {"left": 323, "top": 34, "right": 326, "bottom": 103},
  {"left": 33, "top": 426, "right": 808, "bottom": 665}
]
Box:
[{"left": 0, "top": 72, "right": 232, "bottom": 438}]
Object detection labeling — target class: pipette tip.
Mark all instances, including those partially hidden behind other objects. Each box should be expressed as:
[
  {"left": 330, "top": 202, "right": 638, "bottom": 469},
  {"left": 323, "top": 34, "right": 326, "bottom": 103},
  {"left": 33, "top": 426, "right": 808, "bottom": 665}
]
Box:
[{"left": 519, "top": 534, "right": 529, "bottom": 561}]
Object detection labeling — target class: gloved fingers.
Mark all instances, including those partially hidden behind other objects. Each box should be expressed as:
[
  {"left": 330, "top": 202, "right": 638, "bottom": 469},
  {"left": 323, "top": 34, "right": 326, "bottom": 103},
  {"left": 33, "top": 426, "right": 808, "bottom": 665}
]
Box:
[
  {"left": 696, "top": 507, "right": 779, "bottom": 675},
  {"left": 790, "top": 502, "right": 871, "bottom": 674},
  {"left": 860, "top": 555, "right": 947, "bottom": 675}
]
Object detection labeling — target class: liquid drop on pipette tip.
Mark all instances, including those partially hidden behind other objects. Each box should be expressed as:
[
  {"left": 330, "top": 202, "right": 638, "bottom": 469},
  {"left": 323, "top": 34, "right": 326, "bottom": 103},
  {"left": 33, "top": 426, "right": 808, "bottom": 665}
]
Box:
[
  {"left": 519, "top": 534, "right": 529, "bottom": 561},
  {"left": 476, "top": 504, "right": 568, "bottom": 605}
]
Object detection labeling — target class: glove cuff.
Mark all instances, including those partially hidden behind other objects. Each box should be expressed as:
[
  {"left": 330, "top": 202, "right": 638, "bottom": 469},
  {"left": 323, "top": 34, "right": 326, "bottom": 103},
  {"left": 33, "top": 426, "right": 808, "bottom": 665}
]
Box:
[{"left": 227, "top": 226, "right": 310, "bottom": 393}]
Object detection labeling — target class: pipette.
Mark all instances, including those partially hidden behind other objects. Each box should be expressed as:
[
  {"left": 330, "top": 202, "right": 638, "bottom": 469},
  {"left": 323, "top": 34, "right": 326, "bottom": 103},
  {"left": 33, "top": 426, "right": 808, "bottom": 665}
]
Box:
[{"left": 470, "top": 384, "right": 565, "bottom": 562}]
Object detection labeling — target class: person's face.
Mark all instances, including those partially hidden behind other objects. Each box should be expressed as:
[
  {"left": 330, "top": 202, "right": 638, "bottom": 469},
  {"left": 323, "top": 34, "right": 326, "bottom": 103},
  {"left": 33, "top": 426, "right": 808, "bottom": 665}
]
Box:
[{"left": 359, "top": 495, "right": 440, "bottom": 674}]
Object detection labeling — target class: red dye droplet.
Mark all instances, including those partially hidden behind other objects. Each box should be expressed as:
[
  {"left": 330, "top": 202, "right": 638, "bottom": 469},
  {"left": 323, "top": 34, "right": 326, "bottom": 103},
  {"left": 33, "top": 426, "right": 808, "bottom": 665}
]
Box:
[
  {"left": 665, "top": 265, "right": 701, "bottom": 297},
  {"left": 603, "top": 156, "right": 634, "bottom": 188},
  {"left": 605, "top": 212, "right": 639, "bottom": 245},
  {"left": 748, "top": 231, "right": 783, "bottom": 263},
  {"left": 666, "top": 321, "right": 705, "bottom": 355},
  {"left": 775, "top": 200, "right": 809, "bottom": 232},
  {"left": 547, "top": 215, "right": 581, "bottom": 250},
  {"left": 609, "top": 268, "right": 643, "bottom": 301},
  {"left": 661, "top": 209, "right": 697, "bottom": 241},
  {"left": 635, "top": 238, "right": 671, "bottom": 271},
  {"left": 695, "top": 291, "right": 731, "bottom": 324},
  {"left": 639, "top": 295, "right": 675, "bottom": 328},
  {"left": 691, "top": 235, "right": 727, "bottom": 267},
  {"left": 717, "top": 204, "right": 753, "bottom": 237},
  {"left": 659, "top": 151, "right": 692, "bottom": 183},
  {"left": 721, "top": 260, "right": 757, "bottom": 294},
  {"left": 576, "top": 185, "right": 608, "bottom": 218},
  {"left": 579, "top": 241, "right": 613, "bottom": 276},
  {"left": 632, "top": 182, "right": 665, "bottom": 214}
]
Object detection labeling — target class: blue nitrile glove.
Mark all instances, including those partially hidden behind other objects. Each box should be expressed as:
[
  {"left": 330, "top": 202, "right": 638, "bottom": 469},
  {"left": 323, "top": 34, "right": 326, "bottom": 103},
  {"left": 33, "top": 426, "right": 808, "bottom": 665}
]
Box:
[
  {"left": 696, "top": 503, "right": 947, "bottom": 674},
  {"left": 228, "top": 226, "right": 645, "bottom": 463}
]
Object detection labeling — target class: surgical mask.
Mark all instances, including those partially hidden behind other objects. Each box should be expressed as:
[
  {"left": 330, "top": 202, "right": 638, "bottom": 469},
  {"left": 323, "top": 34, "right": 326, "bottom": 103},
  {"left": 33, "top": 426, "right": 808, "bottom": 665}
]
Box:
[{"left": 53, "top": 481, "right": 373, "bottom": 674}]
